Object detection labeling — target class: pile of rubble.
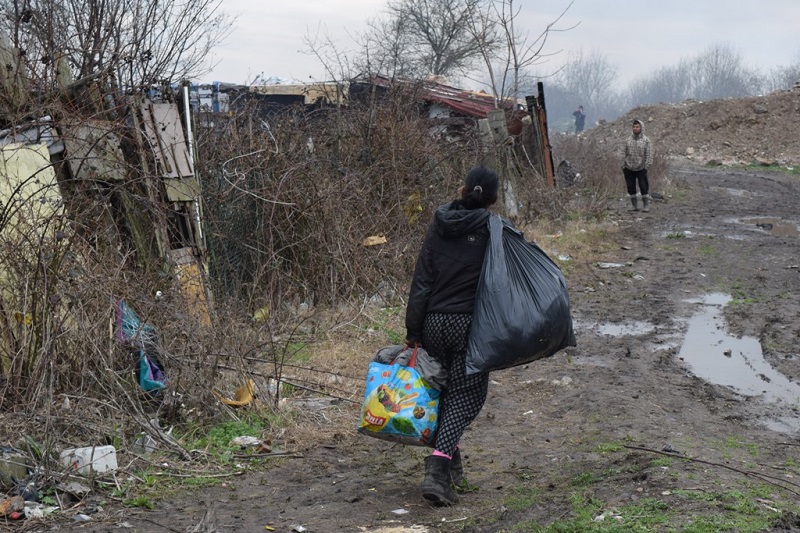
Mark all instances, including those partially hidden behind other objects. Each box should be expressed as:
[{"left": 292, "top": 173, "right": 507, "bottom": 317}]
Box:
[{"left": 586, "top": 86, "right": 800, "bottom": 166}]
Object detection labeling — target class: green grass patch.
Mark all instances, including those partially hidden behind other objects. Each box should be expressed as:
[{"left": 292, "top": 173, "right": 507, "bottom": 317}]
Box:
[
  {"left": 124, "top": 495, "right": 155, "bottom": 509},
  {"left": 367, "top": 306, "right": 405, "bottom": 344},
  {"left": 596, "top": 442, "right": 624, "bottom": 454},
  {"left": 699, "top": 244, "right": 716, "bottom": 255},
  {"left": 504, "top": 485, "right": 544, "bottom": 512}
]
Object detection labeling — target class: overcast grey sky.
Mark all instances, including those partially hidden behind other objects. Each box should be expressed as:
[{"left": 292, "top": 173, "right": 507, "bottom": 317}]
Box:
[{"left": 205, "top": 0, "right": 800, "bottom": 89}]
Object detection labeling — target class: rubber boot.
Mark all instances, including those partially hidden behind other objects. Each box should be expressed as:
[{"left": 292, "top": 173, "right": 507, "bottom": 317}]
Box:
[
  {"left": 450, "top": 448, "right": 475, "bottom": 492},
  {"left": 420, "top": 456, "right": 459, "bottom": 506},
  {"left": 450, "top": 448, "right": 465, "bottom": 488},
  {"left": 642, "top": 194, "right": 650, "bottom": 212},
  {"left": 629, "top": 194, "right": 640, "bottom": 211}
]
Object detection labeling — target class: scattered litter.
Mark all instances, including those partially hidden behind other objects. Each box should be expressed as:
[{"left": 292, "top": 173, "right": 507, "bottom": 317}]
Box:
[
  {"left": 0, "top": 495, "right": 24, "bottom": 516},
  {"left": 592, "top": 511, "right": 623, "bottom": 522},
  {"left": 212, "top": 379, "right": 255, "bottom": 406},
  {"left": 58, "top": 481, "right": 92, "bottom": 497},
  {"left": 662, "top": 444, "right": 681, "bottom": 454},
  {"left": 116, "top": 300, "right": 167, "bottom": 391},
  {"left": 596, "top": 262, "right": 626, "bottom": 269},
  {"left": 132, "top": 434, "right": 158, "bottom": 454},
  {"left": 253, "top": 306, "right": 270, "bottom": 322},
  {"left": 24, "top": 504, "right": 57, "bottom": 519},
  {"left": 522, "top": 410, "right": 534, "bottom": 415},
  {"left": 391, "top": 508, "right": 410, "bottom": 515},
  {"left": 700, "top": 273, "right": 706, "bottom": 277},
  {"left": 72, "top": 513, "right": 93, "bottom": 522},
  {"left": 230, "top": 436, "right": 261, "bottom": 448},
  {"left": 662, "top": 491, "right": 672, "bottom": 496},
  {"left": 293, "top": 526, "right": 308, "bottom": 532},
  {"left": 60, "top": 445, "right": 118, "bottom": 475},
  {"left": 757, "top": 498, "right": 779, "bottom": 513},
  {"left": 557, "top": 255, "right": 571, "bottom": 262},
  {"left": 632, "top": 274, "right": 644, "bottom": 280},
  {"left": 362, "top": 235, "right": 388, "bottom": 246}
]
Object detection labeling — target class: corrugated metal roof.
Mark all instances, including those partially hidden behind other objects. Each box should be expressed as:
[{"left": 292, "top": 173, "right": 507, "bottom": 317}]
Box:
[{"left": 369, "top": 76, "right": 517, "bottom": 119}]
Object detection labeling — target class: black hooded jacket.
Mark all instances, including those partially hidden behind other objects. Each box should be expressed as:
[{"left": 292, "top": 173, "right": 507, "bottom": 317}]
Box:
[{"left": 405, "top": 200, "right": 491, "bottom": 345}]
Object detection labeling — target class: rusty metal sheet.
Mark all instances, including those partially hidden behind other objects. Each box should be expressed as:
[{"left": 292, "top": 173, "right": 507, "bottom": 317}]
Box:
[
  {"left": 140, "top": 102, "right": 194, "bottom": 179},
  {"left": 62, "top": 122, "right": 127, "bottom": 182}
]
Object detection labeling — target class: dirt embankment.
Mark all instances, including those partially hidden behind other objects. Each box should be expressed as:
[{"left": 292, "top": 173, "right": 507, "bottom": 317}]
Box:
[{"left": 587, "top": 88, "right": 800, "bottom": 166}]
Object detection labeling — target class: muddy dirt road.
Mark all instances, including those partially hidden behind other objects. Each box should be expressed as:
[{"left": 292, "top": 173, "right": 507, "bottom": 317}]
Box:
[{"left": 50, "top": 164, "right": 800, "bottom": 532}]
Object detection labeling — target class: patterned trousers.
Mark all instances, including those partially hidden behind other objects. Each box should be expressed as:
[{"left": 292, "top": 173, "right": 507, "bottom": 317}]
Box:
[{"left": 423, "top": 313, "right": 489, "bottom": 457}]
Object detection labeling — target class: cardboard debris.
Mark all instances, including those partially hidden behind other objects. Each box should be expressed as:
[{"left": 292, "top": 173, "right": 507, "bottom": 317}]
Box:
[{"left": 362, "top": 235, "right": 387, "bottom": 247}]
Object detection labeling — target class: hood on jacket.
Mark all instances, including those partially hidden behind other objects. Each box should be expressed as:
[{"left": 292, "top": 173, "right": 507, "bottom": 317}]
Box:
[
  {"left": 632, "top": 118, "right": 645, "bottom": 137},
  {"left": 433, "top": 201, "right": 490, "bottom": 239}
]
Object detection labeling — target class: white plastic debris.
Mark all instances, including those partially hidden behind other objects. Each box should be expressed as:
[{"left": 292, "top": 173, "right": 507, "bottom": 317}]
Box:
[
  {"left": 230, "top": 436, "right": 261, "bottom": 447},
  {"left": 60, "top": 446, "right": 118, "bottom": 475}
]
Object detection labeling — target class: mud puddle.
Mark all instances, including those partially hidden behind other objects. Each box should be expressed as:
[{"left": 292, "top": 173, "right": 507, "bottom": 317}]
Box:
[
  {"left": 679, "top": 293, "right": 800, "bottom": 431},
  {"left": 737, "top": 217, "right": 799, "bottom": 237}
]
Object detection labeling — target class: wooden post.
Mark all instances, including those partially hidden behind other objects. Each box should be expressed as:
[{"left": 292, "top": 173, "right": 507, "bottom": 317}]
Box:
[
  {"left": 524, "top": 85, "right": 556, "bottom": 188},
  {"left": 536, "top": 82, "right": 555, "bottom": 188}
]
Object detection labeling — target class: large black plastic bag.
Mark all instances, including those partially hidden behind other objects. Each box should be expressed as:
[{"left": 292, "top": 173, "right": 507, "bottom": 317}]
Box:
[{"left": 466, "top": 215, "right": 576, "bottom": 374}]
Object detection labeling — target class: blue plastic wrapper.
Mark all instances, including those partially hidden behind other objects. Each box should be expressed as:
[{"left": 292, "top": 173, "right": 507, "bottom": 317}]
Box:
[{"left": 358, "top": 349, "right": 439, "bottom": 446}]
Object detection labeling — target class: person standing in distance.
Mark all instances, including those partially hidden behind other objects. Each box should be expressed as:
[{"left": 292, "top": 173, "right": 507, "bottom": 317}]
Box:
[
  {"left": 622, "top": 119, "right": 653, "bottom": 212},
  {"left": 573, "top": 105, "right": 586, "bottom": 133},
  {"left": 405, "top": 166, "right": 499, "bottom": 506}
]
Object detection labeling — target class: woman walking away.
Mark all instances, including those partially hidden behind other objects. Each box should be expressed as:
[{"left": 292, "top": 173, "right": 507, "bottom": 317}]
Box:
[{"left": 405, "top": 166, "right": 499, "bottom": 506}]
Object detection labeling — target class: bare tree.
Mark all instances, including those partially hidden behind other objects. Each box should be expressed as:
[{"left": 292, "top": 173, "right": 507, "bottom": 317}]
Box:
[
  {"left": 356, "top": 15, "right": 416, "bottom": 79},
  {"left": 0, "top": 0, "right": 231, "bottom": 91},
  {"left": 475, "top": 0, "right": 575, "bottom": 101},
  {"left": 762, "top": 50, "right": 800, "bottom": 93},
  {"left": 628, "top": 61, "right": 693, "bottom": 106},
  {"left": 689, "top": 44, "right": 755, "bottom": 100},
  {"left": 627, "top": 43, "right": 760, "bottom": 107},
  {"left": 359, "top": 0, "right": 490, "bottom": 80}
]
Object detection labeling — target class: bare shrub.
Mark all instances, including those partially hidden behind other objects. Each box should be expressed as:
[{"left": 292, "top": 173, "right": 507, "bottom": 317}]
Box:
[
  {"left": 195, "top": 85, "right": 493, "bottom": 316},
  {"left": 551, "top": 132, "right": 669, "bottom": 218}
]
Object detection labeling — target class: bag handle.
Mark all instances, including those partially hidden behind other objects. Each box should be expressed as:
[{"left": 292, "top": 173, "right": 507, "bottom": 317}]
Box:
[{"left": 397, "top": 343, "right": 419, "bottom": 368}]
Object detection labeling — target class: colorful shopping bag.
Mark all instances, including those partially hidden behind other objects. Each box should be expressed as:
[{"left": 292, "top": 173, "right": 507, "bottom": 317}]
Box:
[{"left": 357, "top": 347, "right": 439, "bottom": 446}]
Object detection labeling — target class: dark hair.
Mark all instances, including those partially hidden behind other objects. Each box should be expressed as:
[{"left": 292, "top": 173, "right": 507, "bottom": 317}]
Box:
[{"left": 461, "top": 166, "right": 499, "bottom": 209}]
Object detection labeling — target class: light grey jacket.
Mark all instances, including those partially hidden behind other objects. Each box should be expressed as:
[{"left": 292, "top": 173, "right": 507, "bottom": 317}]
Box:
[{"left": 623, "top": 119, "right": 653, "bottom": 171}]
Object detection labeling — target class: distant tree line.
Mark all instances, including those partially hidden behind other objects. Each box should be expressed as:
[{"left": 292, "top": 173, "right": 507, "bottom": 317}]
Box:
[
  {"left": 327, "top": 0, "right": 800, "bottom": 132},
  {"left": 538, "top": 44, "right": 800, "bottom": 131}
]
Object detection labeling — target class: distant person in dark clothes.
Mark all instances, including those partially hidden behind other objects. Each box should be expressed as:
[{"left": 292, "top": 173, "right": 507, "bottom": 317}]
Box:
[
  {"left": 573, "top": 105, "right": 586, "bottom": 133},
  {"left": 622, "top": 119, "right": 654, "bottom": 212}
]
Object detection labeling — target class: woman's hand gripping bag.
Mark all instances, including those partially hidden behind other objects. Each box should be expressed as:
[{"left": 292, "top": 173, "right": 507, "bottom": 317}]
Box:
[
  {"left": 466, "top": 215, "right": 577, "bottom": 374},
  {"left": 358, "top": 345, "right": 441, "bottom": 446}
]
